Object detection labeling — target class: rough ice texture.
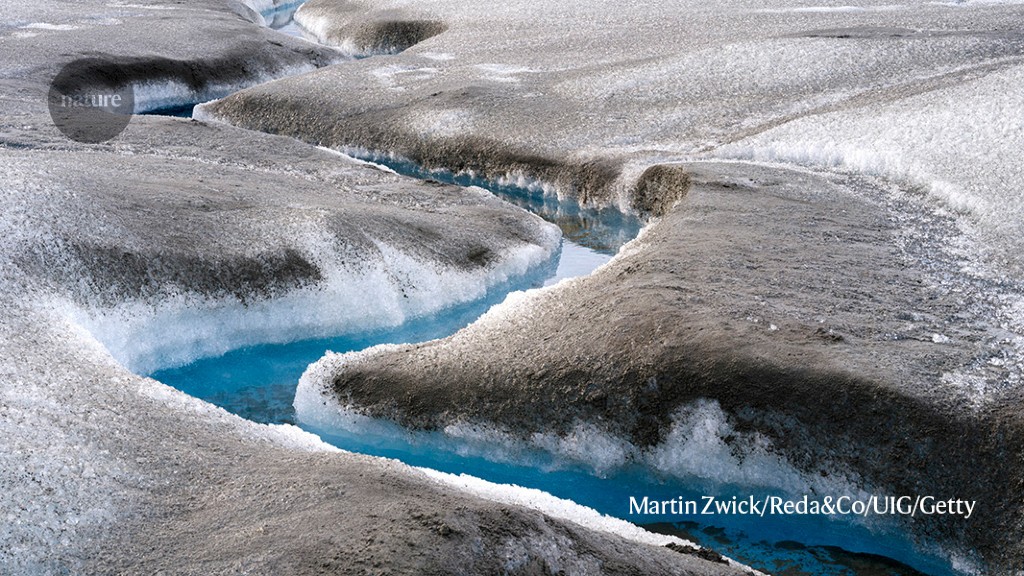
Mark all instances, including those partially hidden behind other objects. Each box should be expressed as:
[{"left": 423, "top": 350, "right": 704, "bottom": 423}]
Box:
[
  {"left": 718, "top": 62, "right": 1024, "bottom": 277},
  {"left": 303, "top": 162, "right": 1024, "bottom": 573},
  {"left": 204, "top": 0, "right": 1024, "bottom": 223},
  {"left": 415, "top": 467, "right": 764, "bottom": 574},
  {"left": 294, "top": 0, "right": 447, "bottom": 57},
  {"left": 7, "top": 0, "right": 1024, "bottom": 573},
  {"left": 0, "top": 0, "right": 342, "bottom": 121},
  {"left": 205, "top": 2, "right": 1024, "bottom": 570},
  {"left": 417, "top": 469, "right": 689, "bottom": 548},
  {"left": 2, "top": 304, "right": 741, "bottom": 576},
  {"left": 1, "top": 119, "right": 559, "bottom": 374},
  {"left": 0, "top": 1, "right": 743, "bottom": 574},
  {"left": 300, "top": 360, "right": 869, "bottom": 503}
]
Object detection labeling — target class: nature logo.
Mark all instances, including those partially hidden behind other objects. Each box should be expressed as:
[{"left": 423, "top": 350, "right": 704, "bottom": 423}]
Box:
[{"left": 48, "top": 58, "right": 134, "bottom": 144}]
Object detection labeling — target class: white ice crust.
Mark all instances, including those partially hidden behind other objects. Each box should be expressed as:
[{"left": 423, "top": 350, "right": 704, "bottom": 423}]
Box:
[
  {"left": 415, "top": 467, "right": 763, "bottom": 574},
  {"left": 65, "top": 231, "right": 558, "bottom": 374}
]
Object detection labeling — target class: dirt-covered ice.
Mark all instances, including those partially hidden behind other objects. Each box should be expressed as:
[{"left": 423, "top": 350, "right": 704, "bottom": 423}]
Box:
[
  {"left": 203, "top": 0, "right": 1024, "bottom": 227},
  {"left": 203, "top": 2, "right": 1024, "bottom": 569},
  {"left": 302, "top": 161, "right": 1024, "bottom": 571},
  {"left": 0, "top": 0, "right": 749, "bottom": 574}
]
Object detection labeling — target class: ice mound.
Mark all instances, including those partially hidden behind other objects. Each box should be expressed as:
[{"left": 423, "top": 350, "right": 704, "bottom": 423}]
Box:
[
  {"left": 295, "top": 159, "right": 1024, "bottom": 571},
  {"left": 85, "top": 201, "right": 555, "bottom": 373},
  {"left": 294, "top": 0, "right": 446, "bottom": 56},
  {"left": 65, "top": 228, "right": 557, "bottom": 374},
  {"left": 718, "top": 62, "right": 1024, "bottom": 275},
  {"left": 132, "top": 62, "right": 318, "bottom": 114},
  {"left": 0, "top": 111, "right": 561, "bottom": 374},
  {"left": 299, "top": 356, "right": 862, "bottom": 498}
]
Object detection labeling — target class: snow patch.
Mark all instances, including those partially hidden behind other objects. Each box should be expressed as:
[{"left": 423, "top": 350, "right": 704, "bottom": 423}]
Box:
[
  {"left": 104, "top": 2, "right": 177, "bottom": 10},
  {"left": 418, "top": 51, "right": 455, "bottom": 61},
  {"left": 754, "top": 4, "right": 906, "bottom": 13},
  {"left": 368, "top": 64, "right": 439, "bottom": 89},
  {"left": 474, "top": 63, "right": 536, "bottom": 83},
  {"left": 20, "top": 22, "right": 79, "bottom": 30}
]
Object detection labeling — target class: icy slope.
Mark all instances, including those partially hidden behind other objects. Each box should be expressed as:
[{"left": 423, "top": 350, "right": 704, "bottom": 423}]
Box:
[
  {"left": 293, "top": 0, "right": 447, "bottom": 56},
  {"left": 0, "top": 0, "right": 341, "bottom": 120},
  {"left": 300, "top": 161, "right": 1024, "bottom": 572},
  {"left": 0, "top": 1, "right": 744, "bottom": 574},
  {"left": 718, "top": 61, "right": 1024, "bottom": 276},
  {"left": 2, "top": 298, "right": 741, "bottom": 576},
  {"left": 203, "top": 0, "right": 1024, "bottom": 217},
  {"left": 2, "top": 116, "right": 561, "bottom": 373}
]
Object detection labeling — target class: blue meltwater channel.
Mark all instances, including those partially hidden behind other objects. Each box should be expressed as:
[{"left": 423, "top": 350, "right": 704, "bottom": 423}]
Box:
[{"left": 149, "top": 159, "right": 963, "bottom": 575}]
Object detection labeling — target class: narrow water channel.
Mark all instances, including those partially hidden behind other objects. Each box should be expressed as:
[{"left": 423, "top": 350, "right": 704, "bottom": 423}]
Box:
[
  {"left": 148, "top": 162, "right": 955, "bottom": 576},
  {"left": 142, "top": 3, "right": 965, "bottom": 575}
]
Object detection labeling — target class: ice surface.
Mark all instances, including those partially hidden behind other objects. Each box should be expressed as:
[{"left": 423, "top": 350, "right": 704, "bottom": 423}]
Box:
[
  {"left": 419, "top": 466, "right": 763, "bottom": 575},
  {"left": 66, "top": 233, "right": 557, "bottom": 374},
  {"left": 300, "top": 344, "right": 863, "bottom": 497},
  {"left": 20, "top": 22, "right": 79, "bottom": 30},
  {"left": 132, "top": 63, "right": 317, "bottom": 113},
  {"left": 0, "top": 330, "right": 125, "bottom": 574},
  {"left": 6, "top": 0, "right": 1024, "bottom": 571},
  {"left": 718, "top": 62, "right": 1024, "bottom": 276},
  {"left": 0, "top": 15, "right": 561, "bottom": 564},
  {"left": 205, "top": 0, "right": 1024, "bottom": 235},
  {"left": 0, "top": 127, "right": 562, "bottom": 375},
  {"left": 416, "top": 468, "right": 695, "bottom": 547}
]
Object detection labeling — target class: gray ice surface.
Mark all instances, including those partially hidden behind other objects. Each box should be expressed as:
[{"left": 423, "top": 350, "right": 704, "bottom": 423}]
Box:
[
  {"left": 1, "top": 1, "right": 744, "bottom": 574},
  {"left": 203, "top": 0, "right": 1024, "bottom": 572}
]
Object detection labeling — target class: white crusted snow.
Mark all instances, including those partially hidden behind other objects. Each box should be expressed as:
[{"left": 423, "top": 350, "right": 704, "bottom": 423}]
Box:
[
  {"left": 20, "top": 22, "right": 79, "bottom": 30},
  {"left": 415, "top": 467, "right": 762, "bottom": 575}
]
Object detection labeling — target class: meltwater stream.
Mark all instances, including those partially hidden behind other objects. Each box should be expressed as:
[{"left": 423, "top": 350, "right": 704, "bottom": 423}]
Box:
[
  {"left": 148, "top": 163, "right": 960, "bottom": 576},
  {"left": 141, "top": 4, "right": 960, "bottom": 574}
]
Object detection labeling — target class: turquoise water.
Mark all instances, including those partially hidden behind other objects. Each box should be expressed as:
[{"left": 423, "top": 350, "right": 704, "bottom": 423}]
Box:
[
  {"left": 153, "top": 310, "right": 956, "bottom": 576},
  {"left": 149, "top": 175, "right": 961, "bottom": 576},
  {"left": 354, "top": 155, "right": 645, "bottom": 254},
  {"left": 152, "top": 245, "right": 567, "bottom": 425},
  {"left": 141, "top": 10, "right": 961, "bottom": 572},
  {"left": 303, "top": 420, "right": 947, "bottom": 576},
  {"left": 154, "top": 317, "right": 953, "bottom": 576},
  {"left": 140, "top": 103, "right": 194, "bottom": 117}
]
